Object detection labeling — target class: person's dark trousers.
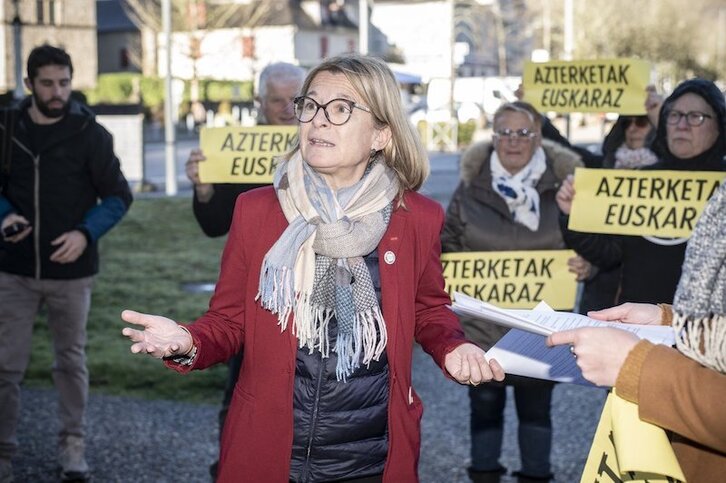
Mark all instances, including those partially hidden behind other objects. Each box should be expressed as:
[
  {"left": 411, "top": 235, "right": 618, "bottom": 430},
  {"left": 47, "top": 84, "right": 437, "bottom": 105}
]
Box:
[
  {"left": 468, "top": 377, "right": 554, "bottom": 480},
  {"left": 209, "top": 350, "right": 243, "bottom": 481}
]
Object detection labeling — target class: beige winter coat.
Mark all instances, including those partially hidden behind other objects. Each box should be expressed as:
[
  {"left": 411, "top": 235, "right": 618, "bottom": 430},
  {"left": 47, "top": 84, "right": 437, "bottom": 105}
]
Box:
[{"left": 441, "top": 138, "right": 582, "bottom": 349}]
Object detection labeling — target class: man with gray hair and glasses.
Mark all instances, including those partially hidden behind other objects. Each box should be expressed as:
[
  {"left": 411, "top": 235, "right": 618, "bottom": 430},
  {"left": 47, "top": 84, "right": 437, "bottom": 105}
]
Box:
[{"left": 185, "top": 62, "right": 305, "bottom": 237}]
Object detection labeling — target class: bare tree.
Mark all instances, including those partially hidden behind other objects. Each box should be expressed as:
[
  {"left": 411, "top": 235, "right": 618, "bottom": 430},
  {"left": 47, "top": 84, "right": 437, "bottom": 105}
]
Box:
[{"left": 527, "top": 0, "right": 724, "bottom": 83}]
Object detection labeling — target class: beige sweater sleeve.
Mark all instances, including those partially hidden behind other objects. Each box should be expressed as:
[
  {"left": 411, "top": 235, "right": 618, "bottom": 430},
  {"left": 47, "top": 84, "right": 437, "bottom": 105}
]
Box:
[{"left": 615, "top": 341, "right": 726, "bottom": 454}]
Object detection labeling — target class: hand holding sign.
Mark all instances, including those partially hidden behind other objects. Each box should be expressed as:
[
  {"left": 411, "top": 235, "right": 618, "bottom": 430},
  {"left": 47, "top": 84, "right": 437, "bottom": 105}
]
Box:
[
  {"left": 555, "top": 174, "right": 575, "bottom": 215},
  {"left": 644, "top": 85, "right": 664, "bottom": 129},
  {"left": 567, "top": 254, "right": 592, "bottom": 281},
  {"left": 185, "top": 148, "right": 214, "bottom": 202}
]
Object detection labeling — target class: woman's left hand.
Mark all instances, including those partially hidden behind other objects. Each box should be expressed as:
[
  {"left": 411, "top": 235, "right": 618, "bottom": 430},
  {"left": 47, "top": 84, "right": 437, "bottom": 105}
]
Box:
[
  {"left": 445, "top": 343, "right": 505, "bottom": 385},
  {"left": 555, "top": 175, "right": 576, "bottom": 215},
  {"left": 567, "top": 255, "right": 592, "bottom": 281}
]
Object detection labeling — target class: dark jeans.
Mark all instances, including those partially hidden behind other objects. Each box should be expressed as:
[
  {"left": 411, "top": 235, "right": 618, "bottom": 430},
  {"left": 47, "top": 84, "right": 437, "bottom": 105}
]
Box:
[{"left": 468, "top": 377, "right": 554, "bottom": 478}]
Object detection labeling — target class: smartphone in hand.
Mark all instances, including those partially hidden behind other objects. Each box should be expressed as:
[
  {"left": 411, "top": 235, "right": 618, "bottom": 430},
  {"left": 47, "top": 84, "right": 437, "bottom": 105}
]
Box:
[{"left": 2, "top": 222, "right": 28, "bottom": 238}]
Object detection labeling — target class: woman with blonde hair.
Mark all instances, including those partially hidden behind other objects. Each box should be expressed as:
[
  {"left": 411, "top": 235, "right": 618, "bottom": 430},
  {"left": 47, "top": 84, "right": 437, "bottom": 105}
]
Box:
[{"left": 121, "top": 54, "right": 504, "bottom": 483}]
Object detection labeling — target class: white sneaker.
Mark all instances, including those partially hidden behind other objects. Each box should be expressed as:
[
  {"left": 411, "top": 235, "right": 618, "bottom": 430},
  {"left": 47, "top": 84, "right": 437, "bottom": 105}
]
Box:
[
  {"left": 0, "top": 459, "right": 13, "bottom": 483},
  {"left": 58, "top": 436, "right": 90, "bottom": 482}
]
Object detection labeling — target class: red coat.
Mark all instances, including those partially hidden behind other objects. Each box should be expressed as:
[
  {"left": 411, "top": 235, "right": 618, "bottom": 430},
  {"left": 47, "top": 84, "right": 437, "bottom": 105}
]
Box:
[{"left": 171, "top": 187, "right": 469, "bottom": 482}]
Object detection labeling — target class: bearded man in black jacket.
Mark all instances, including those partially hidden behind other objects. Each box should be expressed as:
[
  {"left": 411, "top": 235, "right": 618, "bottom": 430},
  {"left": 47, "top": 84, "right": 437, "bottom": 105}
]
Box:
[{"left": 0, "top": 45, "right": 132, "bottom": 483}]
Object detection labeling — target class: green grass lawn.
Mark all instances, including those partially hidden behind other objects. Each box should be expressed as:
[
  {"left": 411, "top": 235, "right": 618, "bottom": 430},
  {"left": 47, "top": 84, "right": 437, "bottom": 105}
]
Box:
[{"left": 24, "top": 197, "right": 229, "bottom": 403}]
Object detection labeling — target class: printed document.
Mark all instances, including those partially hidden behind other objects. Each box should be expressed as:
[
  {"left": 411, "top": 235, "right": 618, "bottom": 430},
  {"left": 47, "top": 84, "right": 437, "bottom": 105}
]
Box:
[{"left": 451, "top": 292, "right": 675, "bottom": 386}]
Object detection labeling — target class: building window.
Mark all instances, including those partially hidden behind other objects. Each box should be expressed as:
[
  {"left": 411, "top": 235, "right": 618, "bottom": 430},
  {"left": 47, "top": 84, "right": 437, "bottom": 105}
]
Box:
[
  {"left": 242, "top": 35, "right": 255, "bottom": 59},
  {"left": 320, "top": 36, "right": 328, "bottom": 59},
  {"left": 120, "top": 48, "right": 130, "bottom": 69},
  {"left": 37, "top": 0, "right": 60, "bottom": 25}
]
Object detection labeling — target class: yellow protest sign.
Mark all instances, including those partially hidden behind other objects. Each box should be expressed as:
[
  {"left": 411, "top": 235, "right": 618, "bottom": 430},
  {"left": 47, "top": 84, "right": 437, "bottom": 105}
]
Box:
[
  {"left": 522, "top": 58, "right": 650, "bottom": 114},
  {"left": 198, "top": 125, "right": 297, "bottom": 183},
  {"left": 581, "top": 391, "right": 685, "bottom": 483},
  {"left": 441, "top": 250, "right": 577, "bottom": 310},
  {"left": 569, "top": 168, "right": 723, "bottom": 238}
]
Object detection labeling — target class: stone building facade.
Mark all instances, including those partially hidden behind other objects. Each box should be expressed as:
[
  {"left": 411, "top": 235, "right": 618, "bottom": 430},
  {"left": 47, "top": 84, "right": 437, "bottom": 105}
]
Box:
[{"left": 0, "top": 0, "right": 97, "bottom": 93}]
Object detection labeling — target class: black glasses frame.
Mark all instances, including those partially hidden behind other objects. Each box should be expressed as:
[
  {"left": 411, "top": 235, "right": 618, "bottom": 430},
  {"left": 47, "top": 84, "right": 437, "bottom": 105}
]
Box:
[
  {"left": 665, "top": 110, "right": 713, "bottom": 127},
  {"left": 293, "top": 95, "right": 372, "bottom": 126}
]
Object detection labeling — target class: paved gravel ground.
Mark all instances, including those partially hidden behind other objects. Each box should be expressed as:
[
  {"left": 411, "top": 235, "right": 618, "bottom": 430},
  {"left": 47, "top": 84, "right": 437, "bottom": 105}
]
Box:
[{"left": 14, "top": 346, "right": 605, "bottom": 482}]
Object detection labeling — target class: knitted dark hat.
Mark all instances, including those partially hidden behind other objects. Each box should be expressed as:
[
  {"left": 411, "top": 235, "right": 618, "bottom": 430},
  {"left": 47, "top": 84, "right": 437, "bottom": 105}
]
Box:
[{"left": 652, "top": 78, "right": 726, "bottom": 162}]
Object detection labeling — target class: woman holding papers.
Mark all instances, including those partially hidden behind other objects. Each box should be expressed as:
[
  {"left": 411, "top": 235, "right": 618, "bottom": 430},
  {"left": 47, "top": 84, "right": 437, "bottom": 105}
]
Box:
[
  {"left": 442, "top": 101, "right": 583, "bottom": 483},
  {"left": 557, "top": 78, "right": 726, "bottom": 305},
  {"left": 119, "top": 54, "right": 505, "bottom": 483},
  {"left": 548, "top": 181, "right": 726, "bottom": 482}
]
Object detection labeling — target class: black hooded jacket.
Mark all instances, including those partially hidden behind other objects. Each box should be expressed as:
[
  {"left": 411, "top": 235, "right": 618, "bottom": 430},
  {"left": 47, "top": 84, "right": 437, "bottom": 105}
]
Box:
[
  {"left": 649, "top": 78, "right": 726, "bottom": 171},
  {"left": 0, "top": 98, "right": 132, "bottom": 279}
]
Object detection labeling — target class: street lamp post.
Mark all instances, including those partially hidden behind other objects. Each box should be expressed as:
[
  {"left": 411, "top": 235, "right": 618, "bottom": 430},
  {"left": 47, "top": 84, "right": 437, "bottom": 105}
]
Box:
[
  {"left": 358, "top": 0, "right": 369, "bottom": 55},
  {"left": 162, "top": 0, "right": 177, "bottom": 196},
  {"left": 12, "top": 0, "right": 24, "bottom": 102}
]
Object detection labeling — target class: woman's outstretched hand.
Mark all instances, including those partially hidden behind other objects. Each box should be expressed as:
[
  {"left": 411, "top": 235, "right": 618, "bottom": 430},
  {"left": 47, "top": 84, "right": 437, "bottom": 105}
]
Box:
[
  {"left": 445, "top": 343, "right": 505, "bottom": 386},
  {"left": 121, "top": 310, "right": 194, "bottom": 359}
]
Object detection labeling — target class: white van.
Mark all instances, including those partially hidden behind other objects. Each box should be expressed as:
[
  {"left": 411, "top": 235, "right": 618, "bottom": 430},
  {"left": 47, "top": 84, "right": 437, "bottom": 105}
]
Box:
[{"left": 423, "top": 76, "right": 518, "bottom": 127}]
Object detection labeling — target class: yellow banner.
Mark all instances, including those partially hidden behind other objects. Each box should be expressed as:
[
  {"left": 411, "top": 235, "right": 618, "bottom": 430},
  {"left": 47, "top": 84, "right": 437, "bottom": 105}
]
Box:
[
  {"left": 569, "top": 168, "right": 723, "bottom": 238},
  {"left": 441, "top": 250, "right": 577, "bottom": 310},
  {"left": 522, "top": 58, "right": 650, "bottom": 114},
  {"left": 198, "top": 125, "right": 297, "bottom": 183},
  {"left": 581, "top": 391, "right": 685, "bottom": 483}
]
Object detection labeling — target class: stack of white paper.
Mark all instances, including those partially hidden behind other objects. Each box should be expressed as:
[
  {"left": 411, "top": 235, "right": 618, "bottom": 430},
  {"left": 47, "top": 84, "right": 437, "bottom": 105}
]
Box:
[{"left": 451, "top": 292, "right": 675, "bottom": 387}]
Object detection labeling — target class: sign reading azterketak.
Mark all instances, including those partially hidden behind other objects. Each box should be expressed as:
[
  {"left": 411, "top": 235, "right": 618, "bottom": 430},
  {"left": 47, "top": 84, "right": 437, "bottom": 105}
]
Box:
[
  {"left": 569, "top": 168, "right": 723, "bottom": 238},
  {"left": 441, "top": 250, "right": 578, "bottom": 310},
  {"left": 199, "top": 125, "right": 297, "bottom": 183},
  {"left": 523, "top": 58, "right": 650, "bottom": 114}
]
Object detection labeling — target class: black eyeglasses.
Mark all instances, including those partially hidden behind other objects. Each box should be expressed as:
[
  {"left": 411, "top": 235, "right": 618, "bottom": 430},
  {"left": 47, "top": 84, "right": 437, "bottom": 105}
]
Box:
[
  {"left": 493, "top": 128, "right": 538, "bottom": 143},
  {"left": 623, "top": 116, "right": 650, "bottom": 128},
  {"left": 293, "top": 96, "right": 372, "bottom": 126},
  {"left": 665, "top": 110, "right": 713, "bottom": 127}
]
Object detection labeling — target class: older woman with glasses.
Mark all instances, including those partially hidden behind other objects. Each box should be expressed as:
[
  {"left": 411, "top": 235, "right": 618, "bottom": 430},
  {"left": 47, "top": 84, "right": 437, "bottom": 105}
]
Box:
[
  {"left": 442, "top": 101, "right": 583, "bottom": 483},
  {"left": 119, "top": 54, "right": 504, "bottom": 483},
  {"left": 557, "top": 78, "right": 726, "bottom": 307}
]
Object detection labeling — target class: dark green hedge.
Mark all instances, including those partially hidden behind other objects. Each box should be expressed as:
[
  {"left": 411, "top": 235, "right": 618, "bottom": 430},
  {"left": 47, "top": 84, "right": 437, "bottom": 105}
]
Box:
[{"left": 83, "top": 73, "right": 254, "bottom": 110}]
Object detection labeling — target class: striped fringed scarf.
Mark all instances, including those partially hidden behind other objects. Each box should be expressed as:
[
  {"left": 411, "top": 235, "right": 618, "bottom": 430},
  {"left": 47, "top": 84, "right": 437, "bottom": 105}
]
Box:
[
  {"left": 256, "top": 151, "right": 399, "bottom": 380},
  {"left": 673, "top": 182, "right": 726, "bottom": 373}
]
